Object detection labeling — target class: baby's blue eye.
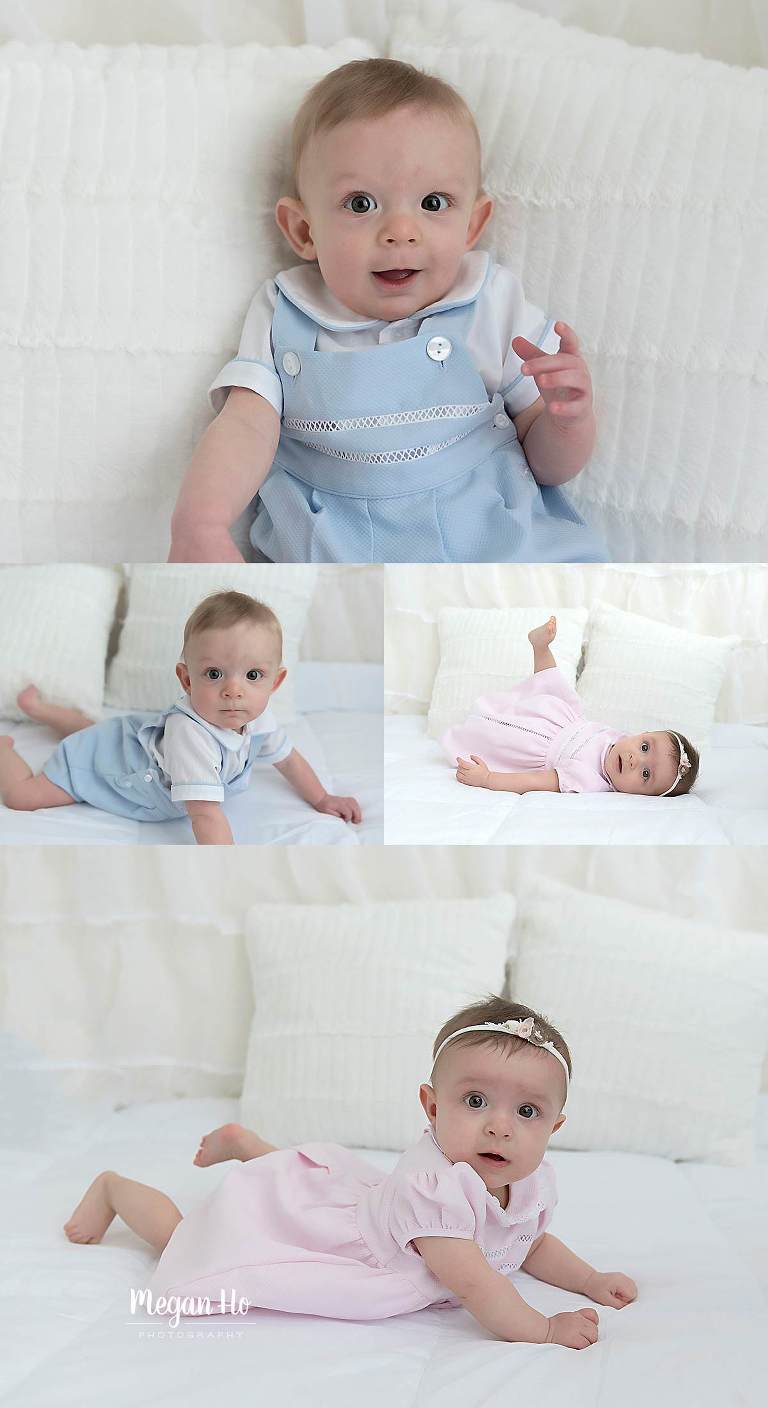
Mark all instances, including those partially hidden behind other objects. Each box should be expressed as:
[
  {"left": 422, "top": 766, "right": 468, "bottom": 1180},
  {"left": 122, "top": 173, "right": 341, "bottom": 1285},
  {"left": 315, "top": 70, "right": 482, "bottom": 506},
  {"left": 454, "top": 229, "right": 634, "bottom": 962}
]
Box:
[
  {"left": 422, "top": 193, "right": 450, "bottom": 212},
  {"left": 344, "top": 193, "right": 377, "bottom": 214},
  {"left": 246, "top": 669, "right": 263, "bottom": 681},
  {"left": 642, "top": 768, "right": 651, "bottom": 781},
  {"left": 641, "top": 741, "right": 649, "bottom": 752},
  {"left": 205, "top": 668, "right": 222, "bottom": 680},
  {"left": 518, "top": 1105, "right": 538, "bottom": 1120},
  {"left": 465, "top": 1093, "right": 487, "bottom": 1110}
]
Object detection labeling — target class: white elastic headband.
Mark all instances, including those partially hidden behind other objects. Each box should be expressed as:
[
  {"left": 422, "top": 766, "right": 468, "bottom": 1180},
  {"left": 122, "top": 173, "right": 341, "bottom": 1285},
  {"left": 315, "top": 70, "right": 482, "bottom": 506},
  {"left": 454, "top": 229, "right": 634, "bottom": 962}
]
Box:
[
  {"left": 431, "top": 1018, "right": 570, "bottom": 1100},
  {"left": 660, "top": 733, "right": 692, "bottom": 797}
]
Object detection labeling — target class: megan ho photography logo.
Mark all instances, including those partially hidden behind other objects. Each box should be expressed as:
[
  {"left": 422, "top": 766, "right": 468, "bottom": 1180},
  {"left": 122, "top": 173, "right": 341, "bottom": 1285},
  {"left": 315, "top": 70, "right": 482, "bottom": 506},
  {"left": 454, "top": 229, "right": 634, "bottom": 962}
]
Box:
[{"left": 130, "top": 1288, "right": 250, "bottom": 1330}]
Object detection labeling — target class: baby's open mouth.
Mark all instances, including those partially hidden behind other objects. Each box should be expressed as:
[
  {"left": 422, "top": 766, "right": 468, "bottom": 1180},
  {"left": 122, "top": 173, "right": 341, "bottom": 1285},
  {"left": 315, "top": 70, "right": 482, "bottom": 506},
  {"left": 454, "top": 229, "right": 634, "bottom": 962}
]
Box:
[
  {"left": 372, "top": 269, "right": 420, "bottom": 285},
  {"left": 479, "top": 1152, "right": 509, "bottom": 1164}
]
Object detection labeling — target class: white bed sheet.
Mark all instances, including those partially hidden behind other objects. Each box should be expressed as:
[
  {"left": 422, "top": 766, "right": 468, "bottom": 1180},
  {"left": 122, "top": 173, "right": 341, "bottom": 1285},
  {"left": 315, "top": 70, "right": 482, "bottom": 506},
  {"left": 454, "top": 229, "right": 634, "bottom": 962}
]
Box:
[
  {"left": 0, "top": 665, "right": 383, "bottom": 846},
  {"left": 384, "top": 717, "right": 768, "bottom": 846},
  {"left": 0, "top": 1094, "right": 764, "bottom": 1408}
]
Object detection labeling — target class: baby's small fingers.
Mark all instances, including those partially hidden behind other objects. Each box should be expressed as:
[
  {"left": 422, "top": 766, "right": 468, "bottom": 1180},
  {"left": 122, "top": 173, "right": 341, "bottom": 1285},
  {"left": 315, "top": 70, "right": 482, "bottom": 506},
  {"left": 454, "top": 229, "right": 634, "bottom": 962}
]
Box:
[{"left": 582, "top": 1308, "right": 599, "bottom": 1324}]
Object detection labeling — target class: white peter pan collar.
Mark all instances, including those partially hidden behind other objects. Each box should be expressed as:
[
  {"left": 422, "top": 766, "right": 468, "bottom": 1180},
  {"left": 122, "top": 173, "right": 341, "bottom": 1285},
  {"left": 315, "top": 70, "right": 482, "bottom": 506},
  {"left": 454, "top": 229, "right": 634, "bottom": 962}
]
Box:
[
  {"left": 174, "top": 698, "right": 276, "bottom": 750},
  {"left": 273, "top": 249, "right": 491, "bottom": 331}
]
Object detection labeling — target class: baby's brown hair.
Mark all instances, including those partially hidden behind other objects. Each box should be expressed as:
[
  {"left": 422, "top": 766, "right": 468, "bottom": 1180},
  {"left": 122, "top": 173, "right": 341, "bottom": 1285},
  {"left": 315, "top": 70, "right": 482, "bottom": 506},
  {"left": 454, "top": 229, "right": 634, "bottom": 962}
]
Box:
[
  {"left": 666, "top": 731, "right": 699, "bottom": 796},
  {"left": 182, "top": 591, "right": 283, "bottom": 661},
  {"left": 432, "top": 995, "right": 572, "bottom": 1087},
  {"left": 289, "top": 57, "right": 483, "bottom": 200}
]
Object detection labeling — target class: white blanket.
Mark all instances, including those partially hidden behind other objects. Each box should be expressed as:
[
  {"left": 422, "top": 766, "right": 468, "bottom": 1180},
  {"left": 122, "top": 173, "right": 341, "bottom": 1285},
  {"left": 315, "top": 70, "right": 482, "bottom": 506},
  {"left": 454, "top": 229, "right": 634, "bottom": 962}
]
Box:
[
  {"left": 0, "top": 664, "right": 383, "bottom": 846},
  {"left": 1, "top": 1094, "right": 764, "bottom": 1407},
  {"left": 384, "top": 716, "right": 768, "bottom": 845}
]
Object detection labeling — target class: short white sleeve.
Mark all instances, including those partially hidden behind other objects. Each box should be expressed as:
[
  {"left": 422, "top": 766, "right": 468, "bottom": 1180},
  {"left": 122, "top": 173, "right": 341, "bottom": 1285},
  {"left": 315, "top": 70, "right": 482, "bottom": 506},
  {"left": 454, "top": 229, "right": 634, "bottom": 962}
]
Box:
[
  {"left": 160, "top": 713, "right": 225, "bottom": 804},
  {"left": 254, "top": 725, "right": 292, "bottom": 765},
  {"left": 492, "top": 266, "right": 561, "bottom": 417},
  {"left": 208, "top": 280, "right": 283, "bottom": 419}
]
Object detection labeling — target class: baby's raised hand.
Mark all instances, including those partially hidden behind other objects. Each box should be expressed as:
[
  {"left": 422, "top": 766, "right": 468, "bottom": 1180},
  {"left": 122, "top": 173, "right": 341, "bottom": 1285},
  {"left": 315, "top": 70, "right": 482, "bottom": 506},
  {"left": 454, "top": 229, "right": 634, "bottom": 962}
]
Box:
[
  {"left": 314, "top": 793, "right": 362, "bottom": 823},
  {"left": 512, "top": 322, "right": 593, "bottom": 425},
  {"left": 545, "top": 1308, "right": 599, "bottom": 1349},
  {"left": 455, "top": 755, "right": 490, "bottom": 787},
  {"left": 583, "top": 1270, "right": 637, "bottom": 1309}
]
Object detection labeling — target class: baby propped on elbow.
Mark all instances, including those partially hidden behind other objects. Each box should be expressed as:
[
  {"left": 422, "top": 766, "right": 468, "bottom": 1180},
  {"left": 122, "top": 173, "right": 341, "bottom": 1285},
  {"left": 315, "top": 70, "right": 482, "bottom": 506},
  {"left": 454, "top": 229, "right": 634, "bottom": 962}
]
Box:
[{"left": 0, "top": 590, "right": 361, "bottom": 844}]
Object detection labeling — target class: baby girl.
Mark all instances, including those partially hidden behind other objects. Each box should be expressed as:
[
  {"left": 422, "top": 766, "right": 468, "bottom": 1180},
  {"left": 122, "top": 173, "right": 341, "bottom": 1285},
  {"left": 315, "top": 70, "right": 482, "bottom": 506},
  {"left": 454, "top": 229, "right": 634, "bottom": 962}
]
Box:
[
  {"left": 444, "top": 616, "right": 699, "bottom": 796},
  {"left": 0, "top": 590, "right": 361, "bottom": 844},
  {"left": 169, "top": 57, "right": 607, "bottom": 566},
  {"left": 63, "top": 996, "right": 637, "bottom": 1348}
]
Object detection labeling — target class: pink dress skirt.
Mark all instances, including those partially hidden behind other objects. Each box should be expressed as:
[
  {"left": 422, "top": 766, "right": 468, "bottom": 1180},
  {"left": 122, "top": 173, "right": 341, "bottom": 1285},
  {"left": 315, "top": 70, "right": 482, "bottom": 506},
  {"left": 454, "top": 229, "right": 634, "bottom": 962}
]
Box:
[
  {"left": 149, "top": 1133, "right": 556, "bottom": 1321},
  {"left": 441, "top": 666, "right": 620, "bottom": 793}
]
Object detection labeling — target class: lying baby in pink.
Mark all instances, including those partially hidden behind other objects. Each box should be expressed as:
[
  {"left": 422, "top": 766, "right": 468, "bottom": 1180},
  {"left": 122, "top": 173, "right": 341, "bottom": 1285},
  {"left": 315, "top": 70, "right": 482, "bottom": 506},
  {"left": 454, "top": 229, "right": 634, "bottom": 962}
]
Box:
[
  {"left": 62, "top": 996, "right": 637, "bottom": 1349},
  {"left": 442, "top": 617, "right": 699, "bottom": 797}
]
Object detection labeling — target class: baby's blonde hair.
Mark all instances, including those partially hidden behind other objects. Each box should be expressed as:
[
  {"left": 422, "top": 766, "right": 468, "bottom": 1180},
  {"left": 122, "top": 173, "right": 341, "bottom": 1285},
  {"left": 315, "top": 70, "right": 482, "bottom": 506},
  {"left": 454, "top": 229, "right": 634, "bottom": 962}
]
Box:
[
  {"left": 290, "top": 57, "right": 483, "bottom": 201},
  {"left": 182, "top": 591, "right": 283, "bottom": 661}
]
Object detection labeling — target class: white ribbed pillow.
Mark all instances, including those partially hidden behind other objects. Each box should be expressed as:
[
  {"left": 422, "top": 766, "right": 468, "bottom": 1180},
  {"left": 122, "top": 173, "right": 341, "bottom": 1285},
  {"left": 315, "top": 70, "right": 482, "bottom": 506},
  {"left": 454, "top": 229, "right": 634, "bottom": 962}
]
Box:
[
  {"left": 577, "top": 602, "right": 737, "bottom": 748},
  {"left": 513, "top": 878, "right": 768, "bottom": 1165},
  {"left": 427, "top": 606, "right": 588, "bottom": 740},
  {"left": 0, "top": 565, "right": 122, "bottom": 721},
  {"left": 241, "top": 896, "right": 515, "bottom": 1151},
  {"left": 105, "top": 565, "right": 318, "bottom": 719}
]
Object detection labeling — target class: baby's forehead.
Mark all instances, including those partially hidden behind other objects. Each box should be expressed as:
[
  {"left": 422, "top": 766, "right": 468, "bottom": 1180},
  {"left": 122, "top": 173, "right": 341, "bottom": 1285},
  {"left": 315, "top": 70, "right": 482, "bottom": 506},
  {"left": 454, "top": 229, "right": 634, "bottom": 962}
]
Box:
[
  {"left": 187, "top": 622, "right": 280, "bottom": 660},
  {"left": 441, "top": 1040, "right": 560, "bottom": 1095}
]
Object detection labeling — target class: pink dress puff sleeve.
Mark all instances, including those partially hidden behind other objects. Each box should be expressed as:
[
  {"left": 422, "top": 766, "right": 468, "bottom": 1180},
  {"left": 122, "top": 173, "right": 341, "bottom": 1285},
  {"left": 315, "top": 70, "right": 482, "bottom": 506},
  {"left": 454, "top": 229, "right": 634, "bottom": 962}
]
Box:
[{"left": 387, "top": 1160, "right": 491, "bottom": 1253}]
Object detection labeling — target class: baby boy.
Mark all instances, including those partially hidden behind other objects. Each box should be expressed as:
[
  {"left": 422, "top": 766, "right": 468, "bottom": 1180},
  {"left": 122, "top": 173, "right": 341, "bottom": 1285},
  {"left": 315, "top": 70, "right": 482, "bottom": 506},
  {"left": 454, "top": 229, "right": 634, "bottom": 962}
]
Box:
[
  {"left": 169, "top": 58, "right": 605, "bottom": 566},
  {"left": 0, "top": 590, "right": 361, "bottom": 845}
]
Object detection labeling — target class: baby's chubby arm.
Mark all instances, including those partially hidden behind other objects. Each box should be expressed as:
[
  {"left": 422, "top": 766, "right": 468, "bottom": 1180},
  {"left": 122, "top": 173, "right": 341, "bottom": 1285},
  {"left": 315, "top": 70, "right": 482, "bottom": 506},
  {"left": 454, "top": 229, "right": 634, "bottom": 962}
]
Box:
[
  {"left": 412, "top": 1236, "right": 598, "bottom": 1349},
  {"left": 512, "top": 322, "right": 596, "bottom": 488},
  {"left": 184, "top": 800, "right": 234, "bottom": 846},
  {"left": 522, "top": 1233, "right": 638, "bottom": 1310},
  {"left": 273, "top": 749, "right": 362, "bottom": 823},
  {"left": 455, "top": 756, "right": 560, "bottom": 793},
  {"left": 169, "top": 389, "right": 280, "bottom": 562}
]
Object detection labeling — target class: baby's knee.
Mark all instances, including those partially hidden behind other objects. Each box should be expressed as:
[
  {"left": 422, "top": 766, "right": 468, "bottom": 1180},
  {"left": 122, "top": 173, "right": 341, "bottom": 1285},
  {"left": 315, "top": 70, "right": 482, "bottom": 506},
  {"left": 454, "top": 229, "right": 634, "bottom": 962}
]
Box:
[{"left": 2, "top": 781, "right": 39, "bottom": 811}]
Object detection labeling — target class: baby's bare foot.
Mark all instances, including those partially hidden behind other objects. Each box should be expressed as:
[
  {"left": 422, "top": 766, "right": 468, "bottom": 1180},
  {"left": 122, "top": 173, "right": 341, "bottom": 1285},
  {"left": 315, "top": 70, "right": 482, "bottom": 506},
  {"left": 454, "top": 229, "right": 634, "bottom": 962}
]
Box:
[
  {"left": 63, "top": 1171, "right": 116, "bottom": 1244},
  {"left": 528, "top": 616, "right": 557, "bottom": 649},
  {"left": 16, "top": 685, "right": 44, "bottom": 719},
  {"left": 194, "top": 1122, "right": 248, "bottom": 1167}
]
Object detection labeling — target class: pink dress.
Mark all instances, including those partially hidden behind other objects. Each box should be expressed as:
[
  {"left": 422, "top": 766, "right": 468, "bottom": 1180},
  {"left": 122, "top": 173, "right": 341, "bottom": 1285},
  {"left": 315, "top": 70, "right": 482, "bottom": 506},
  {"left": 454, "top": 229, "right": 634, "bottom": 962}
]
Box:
[
  {"left": 150, "top": 1129, "right": 557, "bottom": 1321},
  {"left": 441, "top": 666, "right": 621, "bottom": 793}
]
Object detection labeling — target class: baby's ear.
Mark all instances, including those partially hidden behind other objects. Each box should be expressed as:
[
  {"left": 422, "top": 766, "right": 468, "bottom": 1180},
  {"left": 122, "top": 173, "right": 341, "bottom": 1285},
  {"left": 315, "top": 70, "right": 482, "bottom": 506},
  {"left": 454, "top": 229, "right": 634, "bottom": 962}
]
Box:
[
  {"left": 176, "top": 661, "right": 191, "bottom": 694},
  {"left": 270, "top": 666, "right": 288, "bottom": 695},
  {"left": 552, "top": 1114, "right": 566, "bottom": 1134},
  {"left": 419, "top": 1083, "right": 437, "bottom": 1123}
]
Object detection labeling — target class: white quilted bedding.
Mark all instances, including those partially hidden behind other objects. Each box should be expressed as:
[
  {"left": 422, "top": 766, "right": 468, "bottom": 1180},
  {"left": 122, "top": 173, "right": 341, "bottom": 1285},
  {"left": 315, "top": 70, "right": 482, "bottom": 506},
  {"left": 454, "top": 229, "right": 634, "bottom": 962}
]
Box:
[
  {"left": 0, "top": 664, "right": 383, "bottom": 846},
  {"left": 1, "top": 1094, "right": 764, "bottom": 1407},
  {"left": 384, "top": 715, "right": 768, "bottom": 845}
]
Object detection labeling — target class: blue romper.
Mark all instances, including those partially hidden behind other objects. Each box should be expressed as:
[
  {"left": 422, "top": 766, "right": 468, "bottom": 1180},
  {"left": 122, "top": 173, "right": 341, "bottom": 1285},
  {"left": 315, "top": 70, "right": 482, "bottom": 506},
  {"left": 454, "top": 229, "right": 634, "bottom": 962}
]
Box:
[
  {"left": 42, "top": 702, "right": 289, "bottom": 822},
  {"left": 249, "top": 290, "right": 608, "bottom": 564}
]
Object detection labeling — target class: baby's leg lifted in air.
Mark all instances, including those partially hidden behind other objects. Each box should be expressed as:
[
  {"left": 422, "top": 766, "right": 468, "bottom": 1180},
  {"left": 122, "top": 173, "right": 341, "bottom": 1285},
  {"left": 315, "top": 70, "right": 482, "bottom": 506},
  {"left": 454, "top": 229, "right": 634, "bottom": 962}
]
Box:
[
  {"left": 528, "top": 616, "right": 558, "bottom": 674},
  {"left": 194, "top": 1123, "right": 279, "bottom": 1168}
]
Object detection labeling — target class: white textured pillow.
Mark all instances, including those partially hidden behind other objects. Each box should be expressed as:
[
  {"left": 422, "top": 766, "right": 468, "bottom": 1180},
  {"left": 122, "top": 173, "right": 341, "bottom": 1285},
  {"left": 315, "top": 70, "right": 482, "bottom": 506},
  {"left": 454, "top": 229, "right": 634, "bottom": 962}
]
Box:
[
  {"left": 513, "top": 878, "right": 768, "bottom": 1165},
  {"left": 0, "top": 565, "right": 122, "bottom": 721},
  {"left": 105, "top": 565, "right": 317, "bottom": 719},
  {"left": 390, "top": 1, "right": 768, "bottom": 562},
  {"left": 241, "top": 896, "right": 515, "bottom": 1151},
  {"left": 577, "top": 602, "right": 737, "bottom": 747},
  {"left": 427, "top": 606, "right": 588, "bottom": 740}
]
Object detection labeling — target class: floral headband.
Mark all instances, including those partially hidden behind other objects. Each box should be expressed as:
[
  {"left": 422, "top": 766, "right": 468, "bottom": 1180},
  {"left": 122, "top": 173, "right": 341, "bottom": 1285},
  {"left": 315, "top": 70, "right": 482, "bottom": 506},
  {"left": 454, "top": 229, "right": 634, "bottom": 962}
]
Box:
[
  {"left": 660, "top": 733, "right": 692, "bottom": 797},
  {"left": 431, "top": 1017, "right": 570, "bottom": 1099}
]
